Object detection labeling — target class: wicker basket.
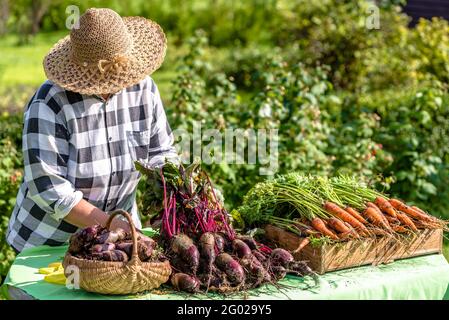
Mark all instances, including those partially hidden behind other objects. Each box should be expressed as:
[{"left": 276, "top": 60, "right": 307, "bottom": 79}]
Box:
[{"left": 63, "top": 210, "right": 172, "bottom": 295}]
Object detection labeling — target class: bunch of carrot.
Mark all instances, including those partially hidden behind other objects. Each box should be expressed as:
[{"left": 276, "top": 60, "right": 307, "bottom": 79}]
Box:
[{"left": 238, "top": 174, "right": 448, "bottom": 248}]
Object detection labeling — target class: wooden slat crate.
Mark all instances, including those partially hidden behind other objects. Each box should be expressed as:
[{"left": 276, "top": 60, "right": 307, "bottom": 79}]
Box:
[{"left": 264, "top": 224, "right": 443, "bottom": 274}]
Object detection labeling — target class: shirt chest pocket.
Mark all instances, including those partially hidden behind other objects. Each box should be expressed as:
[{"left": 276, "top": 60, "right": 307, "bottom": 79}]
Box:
[{"left": 127, "top": 130, "right": 150, "bottom": 164}]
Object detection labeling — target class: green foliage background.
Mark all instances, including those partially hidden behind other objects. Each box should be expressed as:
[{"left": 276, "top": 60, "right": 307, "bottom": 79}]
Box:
[{"left": 1, "top": 0, "right": 449, "bottom": 280}]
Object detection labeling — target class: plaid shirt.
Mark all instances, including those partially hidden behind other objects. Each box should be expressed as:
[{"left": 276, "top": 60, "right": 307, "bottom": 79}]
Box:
[{"left": 7, "top": 76, "right": 178, "bottom": 252}]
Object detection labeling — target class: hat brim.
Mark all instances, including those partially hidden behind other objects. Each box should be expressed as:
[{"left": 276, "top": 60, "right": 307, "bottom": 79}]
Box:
[{"left": 43, "top": 17, "right": 167, "bottom": 95}]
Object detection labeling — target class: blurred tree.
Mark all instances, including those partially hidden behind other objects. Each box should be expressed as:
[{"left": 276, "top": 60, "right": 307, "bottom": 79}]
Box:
[
  {"left": 0, "top": 0, "right": 9, "bottom": 36},
  {"left": 10, "top": 0, "right": 50, "bottom": 44}
]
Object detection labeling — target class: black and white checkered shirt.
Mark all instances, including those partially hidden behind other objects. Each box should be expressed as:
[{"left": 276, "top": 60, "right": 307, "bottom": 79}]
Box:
[{"left": 7, "top": 76, "right": 178, "bottom": 252}]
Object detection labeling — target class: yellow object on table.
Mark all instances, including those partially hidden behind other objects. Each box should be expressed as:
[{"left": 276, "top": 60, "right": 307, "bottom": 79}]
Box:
[{"left": 38, "top": 262, "right": 66, "bottom": 285}]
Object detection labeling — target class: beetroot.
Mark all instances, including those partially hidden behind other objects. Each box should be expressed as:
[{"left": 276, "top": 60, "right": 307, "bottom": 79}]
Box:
[
  {"left": 270, "top": 265, "right": 287, "bottom": 280},
  {"left": 91, "top": 243, "right": 116, "bottom": 253},
  {"left": 232, "top": 239, "right": 252, "bottom": 258},
  {"left": 95, "top": 228, "right": 127, "bottom": 244},
  {"left": 237, "top": 235, "right": 258, "bottom": 250},
  {"left": 269, "top": 248, "right": 294, "bottom": 268},
  {"left": 252, "top": 250, "right": 267, "bottom": 264},
  {"left": 215, "top": 253, "right": 245, "bottom": 285},
  {"left": 171, "top": 273, "right": 200, "bottom": 293},
  {"left": 199, "top": 233, "right": 216, "bottom": 266},
  {"left": 239, "top": 254, "right": 268, "bottom": 286},
  {"left": 92, "top": 249, "right": 129, "bottom": 262},
  {"left": 171, "top": 234, "right": 200, "bottom": 274},
  {"left": 214, "top": 233, "right": 226, "bottom": 253}
]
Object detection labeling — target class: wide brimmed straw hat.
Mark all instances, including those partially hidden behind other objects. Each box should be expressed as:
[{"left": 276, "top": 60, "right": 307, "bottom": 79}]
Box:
[{"left": 43, "top": 8, "right": 167, "bottom": 95}]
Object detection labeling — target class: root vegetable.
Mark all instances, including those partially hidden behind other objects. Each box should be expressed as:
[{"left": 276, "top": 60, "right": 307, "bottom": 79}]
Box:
[
  {"left": 292, "top": 238, "right": 310, "bottom": 254},
  {"left": 311, "top": 217, "right": 339, "bottom": 240},
  {"left": 345, "top": 207, "right": 368, "bottom": 224},
  {"left": 237, "top": 236, "right": 258, "bottom": 250},
  {"left": 95, "top": 228, "right": 126, "bottom": 244},
  {"left": 269, "top": 248, "right": 294, "bottom": 268},
  {"left": 171, "top": 273, "right": 200, "bottom": 293},
  {"left": 91, "top": 243, "right": 116, "bottom": 253},
  {"left": 239, "top": 254, "right": 267, "bottom": 286},
  {"left": 232, "top": 239, "right": 252, "bottom": 258},
  {"left": 396, "top": 212, "right": 418, "bottom": 232},
  {"left": 364, "top": 207, "right": 391, "bottom": 230},
  {"left": 389, "top": 199, "right": 434, "bottom": 222},
  {"left": 215, "top": 253, "right": 245, "bottom": 285},
  {"left": 270, "top": 265, "right": 286, "bottom": 280},
  {"left": 374, "top": 197, "right": 398, "bottom": 218},
  {"left": 288, "top": 260, "right": 315, "bottom": 277},
  {"left": 324, "top": 202, "right": 368, "bottom": 232},
  {"left": 199, "top": 232, "right": 216, "bottom": 265},
  {"left": 115, "top": 241, "right": 132, "bottom": 257},
  {"left": 252, "top": 250, "right": 267, "bottom": 263},
  {"left": 92, "top": 249, "right": 129, "bottom": 262},
  {"left": 327, "top": 218, "right": 351, "bottom": 233},
  {"left": 68, "top": 231, "right": 85, "bottom": 254},
  {"left": 171, "top": 234, "right": 200, "bottom": 274},
  {"left": 214, "top": 233, "right": 226, "bottom": 253}
]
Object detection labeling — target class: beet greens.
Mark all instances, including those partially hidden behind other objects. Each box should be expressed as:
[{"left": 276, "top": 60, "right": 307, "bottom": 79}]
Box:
[{"left": 137, "top": 160, "right": 317, "bottom": 293}]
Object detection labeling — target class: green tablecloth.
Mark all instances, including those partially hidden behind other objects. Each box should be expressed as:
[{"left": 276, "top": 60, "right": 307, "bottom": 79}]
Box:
[{"left": 2, "top": 242, "right": 449, "bottom": 300}]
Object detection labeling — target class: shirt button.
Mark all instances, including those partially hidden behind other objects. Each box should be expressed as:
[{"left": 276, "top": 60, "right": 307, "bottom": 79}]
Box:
[
  {"left": 108, "top": 136, "right": 112, "bottom": 141},
  {"left": 111, "top": 171, "right": 115, "bottom": 176}
]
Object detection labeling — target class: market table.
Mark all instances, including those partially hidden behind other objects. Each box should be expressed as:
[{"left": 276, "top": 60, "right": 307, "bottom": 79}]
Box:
[{"left": 2, "top": 235, "right": 449, "bottom": 300}]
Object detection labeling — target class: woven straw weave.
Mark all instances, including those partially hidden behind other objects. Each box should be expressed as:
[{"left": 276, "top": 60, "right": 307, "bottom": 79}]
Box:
[
  {"left": 63, "top": 210, "right": 171, "bottom": 295},
  {"left": 44, "top": 8, "right": 167, "bottom": 95}
]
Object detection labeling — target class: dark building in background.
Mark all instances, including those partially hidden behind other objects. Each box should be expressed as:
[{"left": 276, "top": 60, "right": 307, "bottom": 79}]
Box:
[{"left": 403, "top": 0, "right": 449, "bottom": 26}]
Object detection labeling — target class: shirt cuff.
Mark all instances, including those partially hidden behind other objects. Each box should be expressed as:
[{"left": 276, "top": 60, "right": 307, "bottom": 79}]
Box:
[{"left": 53, "top": 190, "right": 84, "bottom": 221}]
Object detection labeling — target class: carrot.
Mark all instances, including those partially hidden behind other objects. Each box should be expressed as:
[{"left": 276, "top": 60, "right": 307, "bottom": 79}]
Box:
[
  {"left": 292, "top": 237, "right": 310, "bottom": 254},
  {"left": 392, "top": 225, "right": 409, "bottom": 233},
  {"left": 345, "top": 207, "right": 368, "bottom": 224},
  {"left": 389, "top": 199, "right": 434, "bottom": 222},
  {"left": 366, "top": 202, "right": 390, "bottom": 225},
  {"left": 374, "top": 197, "right": 397, "bottom": 218},
  {"left": 411, "top": 206, "right": 430, "bottom": 216},
  {"left": 364, "top": 207, "right": 392, "bottom": 230},
  {"left": 323, "top": 202, "right": 368, "bottom": 232},
  {"left": 396, "top": 212, "right": 418, "bottom": 232},
  {"left": 327, "top": 218, "right": 351, "bottom": 234},
  {"left": 385, "top": 215, "right": 400, "bottom": 224},
  {"left": 311, "top": 217, "right": 339, "bottom": 240}
]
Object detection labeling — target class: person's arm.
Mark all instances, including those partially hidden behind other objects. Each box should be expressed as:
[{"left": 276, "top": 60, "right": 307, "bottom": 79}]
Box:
[
  {"left": 64, "top": 199, "right": 130, "bottom": 231},
  {"left": 23, "top": 99, "right": 129, "bottom": 231},
  {"left": 147, "top": 80, "right": 179, "bottom": 167}
]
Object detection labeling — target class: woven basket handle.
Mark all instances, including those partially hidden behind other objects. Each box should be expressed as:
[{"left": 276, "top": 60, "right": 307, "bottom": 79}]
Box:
[{"left": 105, "top": 209, "right": 139, "bottom": 261}]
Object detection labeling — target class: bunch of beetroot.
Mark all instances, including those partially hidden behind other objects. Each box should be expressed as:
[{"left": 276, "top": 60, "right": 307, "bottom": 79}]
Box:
[
  {"left": 136, "top": 161, "right": 316, "bottom": 293},
  {"left": 67, "top": 224, "right": 166, "bottom": 263}
]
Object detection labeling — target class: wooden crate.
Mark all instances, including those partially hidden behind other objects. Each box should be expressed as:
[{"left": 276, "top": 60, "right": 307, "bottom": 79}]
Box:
[{"left": 264, "top": 224, "right": 443, "bottom": 274}]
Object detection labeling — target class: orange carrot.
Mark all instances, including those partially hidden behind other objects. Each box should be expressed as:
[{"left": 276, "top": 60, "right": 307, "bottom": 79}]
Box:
[
  {"left": 311, "top": 217, "right": 339, "bottom": 240},
  {"left": 392, "top": 225, "right": 409, "bottom": 233},
  {"left": 324, "top": 202, "right": 368, "bottom": 232},
  {"left": 396, "top": 212, "right": 418, "bottom": 232},
  {"left": 327, "top": 218, "right": 351, "bottom": 233},
  {"left": 345, "top": 207, "right": 368, "bottom": 225},
  {"left": 364, "top": 207, "right": 392, "bottom": 230},
  {"left": 292, "top": 237, "right": 310, "bottom": 254},
  {"left": 385, "top": 215, "right": 400, "bottom": 224},
  {"left": 374, "top": 197, "right": 398, "bottom": 218},
  {"left": 389, "top": 199, "right": 434, "bottom": 222},
  {"left": 366, "top": 202, "right": 390, "bottom": 225}
]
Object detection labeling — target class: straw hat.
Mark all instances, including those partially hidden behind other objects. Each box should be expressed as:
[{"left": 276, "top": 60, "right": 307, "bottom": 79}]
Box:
[{"left": 43, "top": 8, "right": 167, "bottom": 95}]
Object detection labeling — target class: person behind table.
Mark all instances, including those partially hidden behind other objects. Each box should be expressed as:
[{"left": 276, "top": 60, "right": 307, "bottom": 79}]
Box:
[{"left": 6, "top": 8, "right": 178, "bottom": 253}]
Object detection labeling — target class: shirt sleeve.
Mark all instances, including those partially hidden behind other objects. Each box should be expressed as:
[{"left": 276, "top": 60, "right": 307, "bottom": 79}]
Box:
[
  {"left": 147, "top": 81, "right": 180, "bottom": 168},
  {"left": 23, "top": 100, "right": 83, "bottom": 221}
]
